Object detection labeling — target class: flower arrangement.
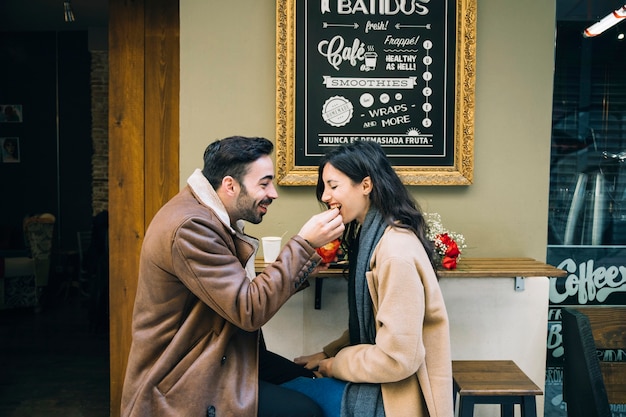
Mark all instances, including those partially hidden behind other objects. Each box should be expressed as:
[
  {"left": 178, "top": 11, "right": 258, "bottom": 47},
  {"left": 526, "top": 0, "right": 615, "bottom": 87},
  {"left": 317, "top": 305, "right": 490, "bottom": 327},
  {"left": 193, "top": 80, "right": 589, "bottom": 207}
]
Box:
[{"left": 424, "top": 212, "right": 467, "bottom": 270}]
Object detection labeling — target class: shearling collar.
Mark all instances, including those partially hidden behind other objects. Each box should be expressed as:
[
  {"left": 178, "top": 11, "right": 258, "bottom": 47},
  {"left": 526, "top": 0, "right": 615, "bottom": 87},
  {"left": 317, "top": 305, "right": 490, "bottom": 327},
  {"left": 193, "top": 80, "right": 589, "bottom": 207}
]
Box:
[
  {"left": 186, "top": 168, "right": 246, "bottom": 235},
  {"left": 186, "top": 169, "right": 259, "bottom": 281}
]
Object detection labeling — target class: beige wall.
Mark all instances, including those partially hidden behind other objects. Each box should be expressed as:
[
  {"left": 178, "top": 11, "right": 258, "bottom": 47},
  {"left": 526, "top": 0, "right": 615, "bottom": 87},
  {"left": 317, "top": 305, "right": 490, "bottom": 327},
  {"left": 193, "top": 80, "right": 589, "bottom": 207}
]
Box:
[
  {"left": 180, "top": 0, "right": 556, "bottom": 262},
  {"left": 180, "top": 3, "right": 557, "bottom": 414}
]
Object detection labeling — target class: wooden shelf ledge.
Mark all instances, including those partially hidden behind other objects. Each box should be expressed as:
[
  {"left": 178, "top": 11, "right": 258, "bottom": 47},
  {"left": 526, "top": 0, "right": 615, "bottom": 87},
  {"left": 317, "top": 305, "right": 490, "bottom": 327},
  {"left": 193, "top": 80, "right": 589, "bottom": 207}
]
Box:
[
  {"left": 438, "top": 257, "right": 567, "bottom": 278},
  {"left": 255, "top": 257, "right": 567, "bottom": 279}
]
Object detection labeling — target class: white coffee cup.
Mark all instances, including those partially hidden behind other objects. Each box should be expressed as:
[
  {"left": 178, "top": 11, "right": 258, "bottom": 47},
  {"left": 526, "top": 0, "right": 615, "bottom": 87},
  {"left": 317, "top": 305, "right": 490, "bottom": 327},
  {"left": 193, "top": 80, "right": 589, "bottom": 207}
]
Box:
[{"left": 261, "top": 236, "right": 282, "bottom": 263}]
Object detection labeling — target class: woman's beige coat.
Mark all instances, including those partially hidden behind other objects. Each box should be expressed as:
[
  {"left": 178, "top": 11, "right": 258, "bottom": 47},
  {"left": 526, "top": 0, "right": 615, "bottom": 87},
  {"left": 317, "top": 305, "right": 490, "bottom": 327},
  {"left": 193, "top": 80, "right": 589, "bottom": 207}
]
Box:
[{"left": 323, "top": 226, "right": 454, "bottom": 417}]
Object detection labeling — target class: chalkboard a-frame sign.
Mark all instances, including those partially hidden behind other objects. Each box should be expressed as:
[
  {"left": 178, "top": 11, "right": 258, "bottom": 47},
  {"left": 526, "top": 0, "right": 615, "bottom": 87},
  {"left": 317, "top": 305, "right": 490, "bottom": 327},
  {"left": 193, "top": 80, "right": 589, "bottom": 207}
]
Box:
[{"left": 276, "top": 0, "right": 476, "bottom": 186}]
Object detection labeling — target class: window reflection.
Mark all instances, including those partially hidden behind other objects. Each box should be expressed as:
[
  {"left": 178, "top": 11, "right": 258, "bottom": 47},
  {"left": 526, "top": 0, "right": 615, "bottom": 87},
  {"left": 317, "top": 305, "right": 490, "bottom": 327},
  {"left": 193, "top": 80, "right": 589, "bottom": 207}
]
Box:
[{"left": 549, "top": 20, "right": 626, "bottom": 246}]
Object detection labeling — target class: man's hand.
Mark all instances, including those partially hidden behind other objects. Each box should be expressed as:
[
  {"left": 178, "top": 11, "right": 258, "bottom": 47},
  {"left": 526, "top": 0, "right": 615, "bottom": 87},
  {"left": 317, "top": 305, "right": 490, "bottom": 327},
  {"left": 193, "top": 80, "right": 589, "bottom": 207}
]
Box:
[
  {"left": 317, "top": 357, "right": 334, "bottom": 378},
  {"left": 298, "top": 208, "right": 344, "bottom": 248}
]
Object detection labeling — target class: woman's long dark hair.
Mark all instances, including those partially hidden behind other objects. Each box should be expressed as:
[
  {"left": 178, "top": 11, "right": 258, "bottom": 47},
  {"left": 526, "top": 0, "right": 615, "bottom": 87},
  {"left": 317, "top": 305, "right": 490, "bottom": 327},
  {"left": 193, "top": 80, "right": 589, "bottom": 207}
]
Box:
[{"left": 316, "top": 140, "right": 438, "bottom": 273}]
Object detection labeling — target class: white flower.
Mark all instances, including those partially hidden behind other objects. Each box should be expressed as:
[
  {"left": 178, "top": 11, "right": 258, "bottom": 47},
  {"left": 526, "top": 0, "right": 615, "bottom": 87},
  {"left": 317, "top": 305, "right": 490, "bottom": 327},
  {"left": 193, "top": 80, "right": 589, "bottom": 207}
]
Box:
[{"left": 424, "top": 212, "right": 467, "bottom": 256}]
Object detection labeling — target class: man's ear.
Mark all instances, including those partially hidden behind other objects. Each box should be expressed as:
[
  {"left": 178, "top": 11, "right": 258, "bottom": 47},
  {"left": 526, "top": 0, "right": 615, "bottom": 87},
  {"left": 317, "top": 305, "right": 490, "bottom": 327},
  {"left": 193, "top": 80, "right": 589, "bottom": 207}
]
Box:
[{"left": 221, "top": 176, "right": 239, "bottom": 197}]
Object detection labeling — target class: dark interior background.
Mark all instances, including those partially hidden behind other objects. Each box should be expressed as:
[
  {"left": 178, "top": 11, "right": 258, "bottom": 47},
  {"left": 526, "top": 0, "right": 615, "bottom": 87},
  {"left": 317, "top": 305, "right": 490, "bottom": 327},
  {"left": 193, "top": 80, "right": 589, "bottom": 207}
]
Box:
[
  {"left": 0, "top": 32, "right": 91, "bottom": 251},
  {"left": 0, "top": 0, "right": 107, "bottom": 255}
]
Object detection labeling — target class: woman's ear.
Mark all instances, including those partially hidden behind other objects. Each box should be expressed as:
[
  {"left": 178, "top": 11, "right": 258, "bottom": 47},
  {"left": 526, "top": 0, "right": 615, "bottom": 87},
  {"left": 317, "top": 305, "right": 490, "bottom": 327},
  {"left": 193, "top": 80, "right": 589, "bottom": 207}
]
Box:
[{"left": 362, "top": 176, "right": 373, "bottom": 195}]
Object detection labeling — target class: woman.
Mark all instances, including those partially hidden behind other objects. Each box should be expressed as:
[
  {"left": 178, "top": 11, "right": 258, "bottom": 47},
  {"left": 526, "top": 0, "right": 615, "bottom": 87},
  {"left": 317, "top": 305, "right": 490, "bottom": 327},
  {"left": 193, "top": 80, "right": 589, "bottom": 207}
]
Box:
[{"left": 284, "top": 140, "right": 453, "bottom": 417}]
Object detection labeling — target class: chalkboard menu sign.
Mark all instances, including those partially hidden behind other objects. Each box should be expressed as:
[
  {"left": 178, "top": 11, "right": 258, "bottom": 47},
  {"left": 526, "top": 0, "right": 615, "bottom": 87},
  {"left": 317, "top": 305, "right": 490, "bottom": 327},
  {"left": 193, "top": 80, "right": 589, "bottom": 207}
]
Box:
[{"left": 276, "top": 0, "right": 476, "bottom": 185}]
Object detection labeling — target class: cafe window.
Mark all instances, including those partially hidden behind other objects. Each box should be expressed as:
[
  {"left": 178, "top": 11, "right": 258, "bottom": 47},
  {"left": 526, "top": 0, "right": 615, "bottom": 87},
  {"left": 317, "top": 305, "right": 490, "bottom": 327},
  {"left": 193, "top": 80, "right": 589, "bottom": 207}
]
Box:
[
  {"left": 548, "top": 2, "right": 626, "bottom": 247},
  {"left": 545, "top": 5, "right": 626, "bottom": 416}
]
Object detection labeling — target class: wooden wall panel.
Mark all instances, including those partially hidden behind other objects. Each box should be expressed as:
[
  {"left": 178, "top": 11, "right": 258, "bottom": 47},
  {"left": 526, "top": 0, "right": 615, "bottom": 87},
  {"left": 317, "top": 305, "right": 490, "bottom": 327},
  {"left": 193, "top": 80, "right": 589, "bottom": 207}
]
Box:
[
  {"left": 108, "top": 0, "right": 145, "bottom": 413},
  {"left": 108, "top": 0, "right": 179, "bottom": 415},
  {"left": 145, "top": 0, "right": 180, "bottom": 221}
]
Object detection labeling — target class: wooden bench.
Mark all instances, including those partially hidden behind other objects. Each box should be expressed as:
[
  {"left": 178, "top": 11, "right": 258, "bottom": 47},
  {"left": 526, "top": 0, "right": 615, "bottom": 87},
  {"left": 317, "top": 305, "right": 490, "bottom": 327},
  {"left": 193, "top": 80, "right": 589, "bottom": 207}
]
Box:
[
  {"left": 452, "top": 360, "right": 543, "bottom": 417},
  {"left": 562, "top": 307, "right": 626, "bottom": 417}
]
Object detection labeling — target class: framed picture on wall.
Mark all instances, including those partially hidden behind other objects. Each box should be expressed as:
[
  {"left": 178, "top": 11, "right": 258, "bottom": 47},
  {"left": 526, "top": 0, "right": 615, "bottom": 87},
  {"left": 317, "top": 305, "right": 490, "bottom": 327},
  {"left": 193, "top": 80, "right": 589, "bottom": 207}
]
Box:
[
  {"left": 1, "top": 137, "right": 20, "bottom": 163},
  {"left": 275, "top": 0, "right": 476, "bottom": 186},
  {"left": 0, "top": 105, "right": 23, "bottom": 123}
]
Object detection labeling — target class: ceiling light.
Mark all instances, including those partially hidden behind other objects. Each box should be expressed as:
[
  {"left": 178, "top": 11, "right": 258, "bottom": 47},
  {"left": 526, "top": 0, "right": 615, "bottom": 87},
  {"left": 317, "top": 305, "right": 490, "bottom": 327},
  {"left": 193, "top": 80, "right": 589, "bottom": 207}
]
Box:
[
  {"left": 583, "top": 4, "right": 626, "bottom": 37},
  {"left": 583, "top": 4, "right": 626, "bottom": 38},
  {"left": 64, "top": 1, "right": 76, "bottom": 23}
]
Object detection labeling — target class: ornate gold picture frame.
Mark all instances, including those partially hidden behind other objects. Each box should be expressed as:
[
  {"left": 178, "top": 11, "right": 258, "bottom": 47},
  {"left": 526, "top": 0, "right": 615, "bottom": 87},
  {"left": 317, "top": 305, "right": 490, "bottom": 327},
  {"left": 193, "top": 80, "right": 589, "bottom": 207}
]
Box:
[{"left": 276, "top": 0, "right": 476, "bottom": 186}]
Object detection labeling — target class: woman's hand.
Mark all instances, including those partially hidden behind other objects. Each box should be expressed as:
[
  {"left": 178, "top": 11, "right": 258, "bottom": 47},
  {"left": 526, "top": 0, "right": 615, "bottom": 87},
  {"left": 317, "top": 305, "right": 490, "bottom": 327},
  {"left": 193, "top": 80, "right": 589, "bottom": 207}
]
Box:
[
  {"left": 294, "top": 351, "right": 328, "bottom": 370},
  {"left": 317, "top": 357, "right": 334, "bottom": 378}
]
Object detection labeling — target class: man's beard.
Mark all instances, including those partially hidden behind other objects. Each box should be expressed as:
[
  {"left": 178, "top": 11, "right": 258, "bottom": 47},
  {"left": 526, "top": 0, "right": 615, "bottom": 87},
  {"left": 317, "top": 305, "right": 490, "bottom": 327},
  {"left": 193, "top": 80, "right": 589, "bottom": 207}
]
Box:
[{"left": 234, "top": 186, "right": 270, "bottom": 225}]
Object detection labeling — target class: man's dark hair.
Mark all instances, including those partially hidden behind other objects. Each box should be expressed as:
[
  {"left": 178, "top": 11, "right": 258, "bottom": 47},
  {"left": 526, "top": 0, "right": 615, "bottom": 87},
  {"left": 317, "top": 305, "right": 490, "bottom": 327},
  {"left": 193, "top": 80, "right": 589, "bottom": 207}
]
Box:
[{"left": 201, "top": 136, "right": 274, "bottom": 189}]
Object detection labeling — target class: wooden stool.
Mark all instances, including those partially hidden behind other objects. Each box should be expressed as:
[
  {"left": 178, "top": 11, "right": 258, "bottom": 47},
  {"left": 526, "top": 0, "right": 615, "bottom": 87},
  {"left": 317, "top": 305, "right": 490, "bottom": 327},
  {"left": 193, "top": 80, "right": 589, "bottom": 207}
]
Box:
[{"left": 452, "top": 360, "right": 543, "bottom": 417}]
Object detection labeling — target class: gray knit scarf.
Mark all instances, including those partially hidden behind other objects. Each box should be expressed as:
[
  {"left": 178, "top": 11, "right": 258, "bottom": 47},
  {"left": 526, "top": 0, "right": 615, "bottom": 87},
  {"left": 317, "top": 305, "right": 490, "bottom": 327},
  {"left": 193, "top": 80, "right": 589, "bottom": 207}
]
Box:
[{"left": 341, "top": 207, "right": 387, "bottom": 417}]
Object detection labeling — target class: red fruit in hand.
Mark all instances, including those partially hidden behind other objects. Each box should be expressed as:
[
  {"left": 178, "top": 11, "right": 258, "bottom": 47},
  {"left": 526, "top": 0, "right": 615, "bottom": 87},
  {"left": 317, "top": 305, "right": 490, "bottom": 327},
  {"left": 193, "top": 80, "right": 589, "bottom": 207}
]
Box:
[{"left": 316, "top": 239, "right": 341, "bottom": 263}]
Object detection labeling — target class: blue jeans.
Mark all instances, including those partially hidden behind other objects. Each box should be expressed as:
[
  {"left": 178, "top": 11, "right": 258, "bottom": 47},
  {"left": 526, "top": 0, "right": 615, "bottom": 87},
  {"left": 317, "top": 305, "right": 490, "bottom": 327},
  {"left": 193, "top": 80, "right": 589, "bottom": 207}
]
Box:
[{"left": 281, "top": 377, "right": 348, "bottom": 417}]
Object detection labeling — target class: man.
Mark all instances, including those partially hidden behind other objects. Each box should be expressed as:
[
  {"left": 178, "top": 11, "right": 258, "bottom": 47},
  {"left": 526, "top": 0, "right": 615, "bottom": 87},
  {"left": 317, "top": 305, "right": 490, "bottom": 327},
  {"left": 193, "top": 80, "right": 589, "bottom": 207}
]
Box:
[{"left": 121, "top": 136, "right": 344, "bottom": 417}]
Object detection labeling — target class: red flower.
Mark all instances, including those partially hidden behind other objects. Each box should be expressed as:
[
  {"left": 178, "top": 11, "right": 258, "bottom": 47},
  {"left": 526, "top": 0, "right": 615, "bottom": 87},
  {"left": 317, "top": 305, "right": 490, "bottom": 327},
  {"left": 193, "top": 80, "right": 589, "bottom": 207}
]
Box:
[
  {"left": 444, "top": 240, "right": 460, "bottom": 258},
  {"left": 442, "top": 256, "right": 458, "bottom": 269},
  {"left": 438, "top": 233, "right": 453, "bottom": 245},
  {"left": 435, "top": 233, "right": 461, "bottom": 269}
]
